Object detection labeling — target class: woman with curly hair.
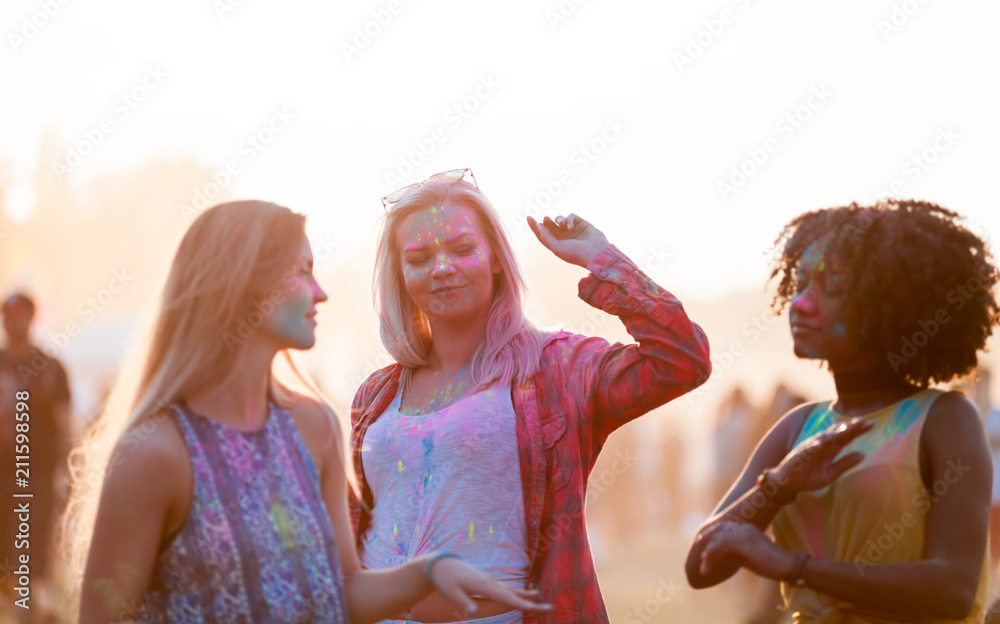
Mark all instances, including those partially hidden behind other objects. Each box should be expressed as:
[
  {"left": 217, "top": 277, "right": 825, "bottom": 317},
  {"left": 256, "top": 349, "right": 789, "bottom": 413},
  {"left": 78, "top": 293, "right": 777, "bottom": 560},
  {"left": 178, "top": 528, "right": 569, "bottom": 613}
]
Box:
[{"left": 685, "top": 199, "right": 998, "bottom": 622}]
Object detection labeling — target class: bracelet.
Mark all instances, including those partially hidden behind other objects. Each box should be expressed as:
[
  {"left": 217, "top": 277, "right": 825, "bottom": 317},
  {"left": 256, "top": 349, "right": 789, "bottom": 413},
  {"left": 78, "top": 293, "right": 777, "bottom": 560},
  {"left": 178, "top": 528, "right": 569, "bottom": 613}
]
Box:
[
  {"left": 786, "top": 552, "right": 811, "bottom": 588},
  {"left": 424, "top": 552, "right": 461, "bottom": 587},
  {"left": 756, "top": 468, "right": 795, "bottom": 506}
]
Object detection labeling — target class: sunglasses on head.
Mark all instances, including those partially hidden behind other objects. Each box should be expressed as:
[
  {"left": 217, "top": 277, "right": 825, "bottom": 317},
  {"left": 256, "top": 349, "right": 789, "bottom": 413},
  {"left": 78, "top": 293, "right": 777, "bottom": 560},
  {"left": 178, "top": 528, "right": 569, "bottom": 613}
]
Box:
[{"left": 381, "top": 168, "right": 478, "bottom": 210}]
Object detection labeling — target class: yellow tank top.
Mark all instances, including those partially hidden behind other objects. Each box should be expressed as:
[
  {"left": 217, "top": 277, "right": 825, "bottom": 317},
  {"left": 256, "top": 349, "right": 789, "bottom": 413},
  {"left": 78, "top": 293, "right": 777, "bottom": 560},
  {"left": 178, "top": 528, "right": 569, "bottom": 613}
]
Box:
[{"left": 772, "top": 389, "right": 990, "bottom": 623}]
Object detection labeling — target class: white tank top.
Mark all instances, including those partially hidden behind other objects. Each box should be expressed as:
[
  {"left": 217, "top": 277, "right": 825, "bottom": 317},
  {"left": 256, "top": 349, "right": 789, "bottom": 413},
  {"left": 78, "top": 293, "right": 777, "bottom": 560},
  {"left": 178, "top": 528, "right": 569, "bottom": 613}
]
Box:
[{"left": 358, "top": 381, "right": 529, "bottom": 591}]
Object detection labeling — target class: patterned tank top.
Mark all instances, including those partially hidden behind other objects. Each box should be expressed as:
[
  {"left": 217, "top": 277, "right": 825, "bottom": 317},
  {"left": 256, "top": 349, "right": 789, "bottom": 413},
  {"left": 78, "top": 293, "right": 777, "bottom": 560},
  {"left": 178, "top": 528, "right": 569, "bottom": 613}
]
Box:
[
  {"left": 136, "top": 401, "right": 350, "bottom": 623},
  {"left": 772, "top": 389, "right": 990, "bottom": 623}
]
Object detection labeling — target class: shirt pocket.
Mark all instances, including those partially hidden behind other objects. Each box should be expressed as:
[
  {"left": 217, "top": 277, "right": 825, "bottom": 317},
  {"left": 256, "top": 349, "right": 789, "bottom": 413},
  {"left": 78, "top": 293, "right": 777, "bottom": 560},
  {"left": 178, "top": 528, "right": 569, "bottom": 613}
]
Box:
[{"left": 541, "top": 411, "right": 570, "bottom": 492}]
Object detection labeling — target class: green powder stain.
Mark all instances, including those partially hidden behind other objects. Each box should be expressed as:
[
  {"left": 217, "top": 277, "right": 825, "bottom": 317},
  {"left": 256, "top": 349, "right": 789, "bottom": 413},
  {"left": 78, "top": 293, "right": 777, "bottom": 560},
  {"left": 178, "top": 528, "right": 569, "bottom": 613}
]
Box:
[{"left": 272, "top": 502, "right": 295, "bottom": 550}]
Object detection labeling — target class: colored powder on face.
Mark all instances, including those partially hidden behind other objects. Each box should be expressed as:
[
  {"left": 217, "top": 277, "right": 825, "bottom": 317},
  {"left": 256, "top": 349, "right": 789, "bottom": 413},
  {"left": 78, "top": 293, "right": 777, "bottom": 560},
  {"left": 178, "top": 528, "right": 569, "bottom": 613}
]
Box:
[
  {"left": 398, "top": 459, "right": 405, "bottom": 473},
  {"left": 469, "top": 521, "right": 474, "bottom": 542},
  {"left": 833, "top": 322, "right": 847, "bottom": 337},
  {"left": 489, "top": 525, "right": 493, "bottom": 534}
]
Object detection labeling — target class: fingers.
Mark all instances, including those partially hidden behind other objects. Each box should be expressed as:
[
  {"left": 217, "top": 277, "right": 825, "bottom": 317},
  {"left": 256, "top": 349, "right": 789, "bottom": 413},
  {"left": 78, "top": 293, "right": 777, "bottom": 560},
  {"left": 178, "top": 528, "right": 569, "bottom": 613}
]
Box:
[
  {"left": 697, "top": 523, "right": 741, "bottom": 573},
  {"left": 531, "top": 214, "right": 588, "bottom": 235},
  {"left": 693, "top": 522, "right": 728, "bottom": 546},
  {"left": 552, "top": 214, "right": 576, "bottom": 229},
  {"left": 817, "top": 418, "right": 872, "bottom": 453},
  {"left": 512, "top": 588, "right": 545, "bottom": 601},
  {"left": 699, "top": 537, "right": 734, "bottom": 575},
  {"left": 472, "top": 581, "right": 553, "bottom": 613},
  {"left": 832, "top": 418, "right": 873, "bottom": 440},
  {"left": 437, "top": 583, "right": 479, "bottom": 617},
  {"left": 527, "top": 216, "right": 558, "bottom": 248},
  {"left": 829, "top": 451, "right": 865, "bottom": 478}
]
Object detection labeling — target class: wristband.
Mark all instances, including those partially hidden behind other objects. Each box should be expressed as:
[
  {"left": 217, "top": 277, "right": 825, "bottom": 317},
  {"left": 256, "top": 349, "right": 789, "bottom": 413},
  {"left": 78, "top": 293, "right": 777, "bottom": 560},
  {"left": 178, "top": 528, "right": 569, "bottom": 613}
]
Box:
[{"left": 424, "top": 552, "right": 461, "bottom": 587}]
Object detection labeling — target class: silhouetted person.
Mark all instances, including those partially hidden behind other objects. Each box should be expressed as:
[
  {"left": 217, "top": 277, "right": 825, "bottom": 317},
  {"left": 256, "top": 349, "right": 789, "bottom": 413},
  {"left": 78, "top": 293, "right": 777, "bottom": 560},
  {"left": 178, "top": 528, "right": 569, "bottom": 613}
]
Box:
[
  {"left": 0, "top": 292, "right": 72, "bottom": 621},
  {"left": 712, "top": 387, "right": 756, "bottom": 505}
]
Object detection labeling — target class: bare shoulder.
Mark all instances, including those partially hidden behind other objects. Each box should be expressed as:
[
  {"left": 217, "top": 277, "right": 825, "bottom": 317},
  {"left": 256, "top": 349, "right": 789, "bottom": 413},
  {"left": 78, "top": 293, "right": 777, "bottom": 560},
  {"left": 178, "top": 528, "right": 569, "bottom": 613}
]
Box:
[
  {"left": 923, "top": 390, "right": 986, "bottom": 450},
  {"left": 773, "top": 401, "right": 822, "bottom": 451},
  {"left": 116, "top": 408, "right": 189, "bottom": 478},
  {"left": 284, "top": 394, "right": 343, "bottom": 473},
  {"left": 103, "top": 407, "right": 191, "bottom": 524}
]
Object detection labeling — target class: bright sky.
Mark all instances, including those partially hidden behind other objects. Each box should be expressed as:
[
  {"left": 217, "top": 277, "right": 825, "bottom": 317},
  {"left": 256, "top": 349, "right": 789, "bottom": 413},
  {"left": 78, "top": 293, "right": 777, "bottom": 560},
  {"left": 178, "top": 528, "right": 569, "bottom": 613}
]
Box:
[{"left": 2, "top": 0, "right": 999, "bottom": 304}]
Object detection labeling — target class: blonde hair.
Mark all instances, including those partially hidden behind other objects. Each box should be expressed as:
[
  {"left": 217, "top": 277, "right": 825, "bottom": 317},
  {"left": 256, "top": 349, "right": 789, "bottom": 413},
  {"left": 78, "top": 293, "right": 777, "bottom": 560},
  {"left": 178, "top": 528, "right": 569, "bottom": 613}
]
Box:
[
  {"left": 61, "top": 200, "right": 345, "bottom": 613},
  {"left": 374, "top": 179, "right": 545, "bottom": 388}
]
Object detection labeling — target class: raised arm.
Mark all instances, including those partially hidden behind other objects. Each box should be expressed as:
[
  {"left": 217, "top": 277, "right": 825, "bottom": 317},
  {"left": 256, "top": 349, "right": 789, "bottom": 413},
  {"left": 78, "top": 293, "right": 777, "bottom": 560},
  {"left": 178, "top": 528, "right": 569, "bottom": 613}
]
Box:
[
  {"left": 685, "top": 404, "right": 807, "bottom": 587},
  {"left": 528, "top": 214, "right": 712, "bottom": 438},
  {"left": 686, "top": 405, "right": 872, "bottom": 588},
  {"left": 693, "top": 392, "right": 990, "bottom": 620}
]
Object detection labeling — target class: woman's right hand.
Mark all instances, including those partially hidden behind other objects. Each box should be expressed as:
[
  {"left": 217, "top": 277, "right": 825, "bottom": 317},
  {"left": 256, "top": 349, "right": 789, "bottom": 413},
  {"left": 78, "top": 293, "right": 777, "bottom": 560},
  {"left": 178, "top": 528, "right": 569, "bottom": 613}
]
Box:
[
  {"left": 427, "top": 556, "right": 554, "bottom": 617},
  {"left": 771, "top": 417, "right": 873, "bottom": 498}
]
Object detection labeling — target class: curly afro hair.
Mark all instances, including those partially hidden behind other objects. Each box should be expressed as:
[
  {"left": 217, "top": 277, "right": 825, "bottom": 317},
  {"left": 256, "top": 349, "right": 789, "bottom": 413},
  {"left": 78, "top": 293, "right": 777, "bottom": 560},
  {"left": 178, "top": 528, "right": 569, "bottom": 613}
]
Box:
[{"left": 769, "top": 199, "right": 1000, "bottom": 388}]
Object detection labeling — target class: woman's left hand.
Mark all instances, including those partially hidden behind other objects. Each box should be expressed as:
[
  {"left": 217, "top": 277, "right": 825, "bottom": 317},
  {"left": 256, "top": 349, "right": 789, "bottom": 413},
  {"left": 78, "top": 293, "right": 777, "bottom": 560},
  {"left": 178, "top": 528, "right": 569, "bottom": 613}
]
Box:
[
  {"left": 527, "top": 214, "right": 611, "bottom": 268},
  {"left": 697, "top": 523, "right": 797, "bottom": 581}
]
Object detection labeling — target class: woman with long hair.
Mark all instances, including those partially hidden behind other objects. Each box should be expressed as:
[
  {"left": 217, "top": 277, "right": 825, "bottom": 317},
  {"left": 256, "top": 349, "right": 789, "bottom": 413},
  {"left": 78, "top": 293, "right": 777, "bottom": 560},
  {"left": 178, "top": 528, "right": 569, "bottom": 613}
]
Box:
[
  {"left": 350, "top": 169, "right": 712, "bottom": 623},
  {"left": 685, "top": 200, "right": 998, "bottom": 622},
  {"left": 67, "top": 200, "right": 551, "bottom": 623}
]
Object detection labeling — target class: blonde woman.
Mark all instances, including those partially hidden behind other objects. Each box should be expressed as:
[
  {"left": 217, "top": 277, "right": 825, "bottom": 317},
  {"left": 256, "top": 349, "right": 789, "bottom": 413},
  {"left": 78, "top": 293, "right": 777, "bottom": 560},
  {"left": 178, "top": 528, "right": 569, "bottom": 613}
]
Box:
[
  {"left": 350, "top": 170, "right": 712, "bottom": 623},
  {"left": 67, "top": 200, "right": 551, "bottom": 623}
]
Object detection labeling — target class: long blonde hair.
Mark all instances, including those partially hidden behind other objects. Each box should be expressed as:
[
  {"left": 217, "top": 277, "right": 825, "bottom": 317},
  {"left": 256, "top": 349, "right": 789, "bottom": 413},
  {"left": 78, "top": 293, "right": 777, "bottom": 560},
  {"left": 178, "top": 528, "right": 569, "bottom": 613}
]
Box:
[
  {"left": 61, "top": 200, "right": 344, "bottom": 612},
  {"left": 374, "top": 179, "right": 545, "bottom": 389}
]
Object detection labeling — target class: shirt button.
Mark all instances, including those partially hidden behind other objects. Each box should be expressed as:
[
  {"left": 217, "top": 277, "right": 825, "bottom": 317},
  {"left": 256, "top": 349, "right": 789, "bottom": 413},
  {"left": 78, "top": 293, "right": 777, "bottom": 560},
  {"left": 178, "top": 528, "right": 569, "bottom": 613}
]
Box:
[{"left": 599, "top": 269, "right": 608, "bottom": 278}]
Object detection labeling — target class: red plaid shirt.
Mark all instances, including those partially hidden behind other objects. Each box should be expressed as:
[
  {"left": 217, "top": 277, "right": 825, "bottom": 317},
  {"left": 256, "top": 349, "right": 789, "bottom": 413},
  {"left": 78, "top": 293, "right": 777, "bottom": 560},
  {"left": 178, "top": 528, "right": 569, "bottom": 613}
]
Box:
[{"left": 349, "top": 244, "right": 711, "bottom": 623}]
